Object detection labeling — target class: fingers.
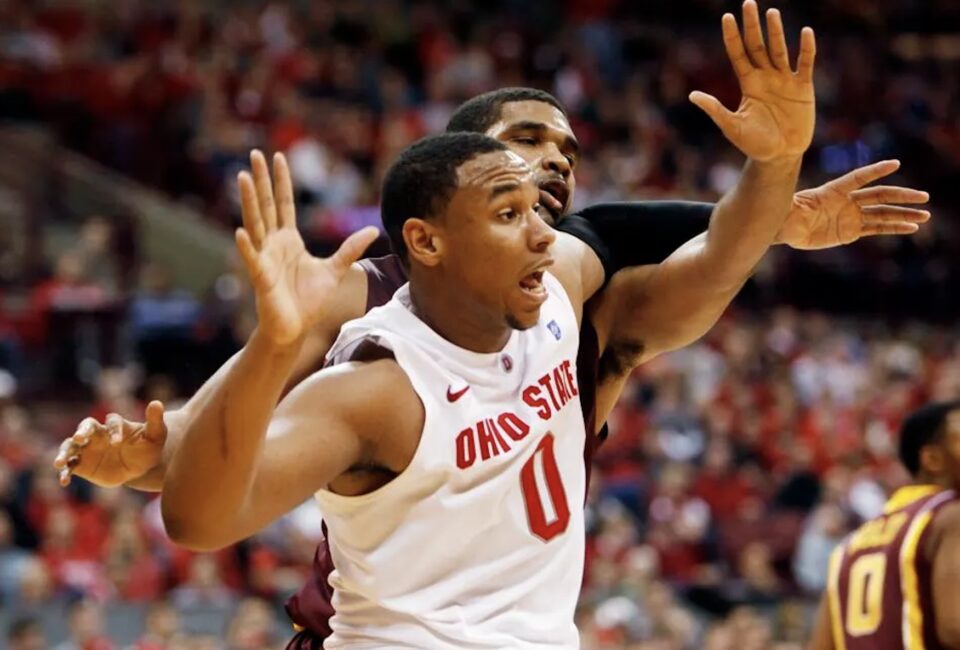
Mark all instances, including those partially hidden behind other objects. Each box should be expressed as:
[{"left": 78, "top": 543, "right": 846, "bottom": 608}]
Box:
[
  {"left": 53, "top": 438, "right": 74, "bottom": 470},
  {"left": 70, "top": 417, "right": 99, "bottom": 448},
  {"left": 830, "top": 159, "right": 900, "bottom": 192},
  {"left": 273, "top": 153, "right": 296, "bottom": 230},
  {"left": 851, "top": 186, "right": 930, "bottom": 207},
  {"left": 741, "top": 0, "right": 771, "bottom": 69},
  {"left": 143, "top": 400, "right": 168, "bottom": 444},
  {"left": 861, "top": 205, "right": 932, "bottom": 223},
  {"left": 106, "top": 413, "right": 125, "bottom": 446},
  {"left": 250, "top": 150, "right": 278, "bottom": 234},
  {"left": 721, "top": 12, "right": 754, "bottom": 79},
  {"left": 765, "top": 9, "right": 790, "bottom": 71},
  {"left": 235, "top": 228, "right": 263, "bottom": 284},
  {"left": 54, "top": 439, "right": 80, "bottom": 486},
  {"left": 238, "top": 172, "right": 265, "bottom": 248},
  {"left": 796, "top": 26, "right": 816, "bottom": 81},
  {"left": 328, "top": 226, "right": 380, "bottom": 272},
  {"left": 689, "top": 91, "right": 739, "bottom": 140},
  {"left": 860, "top": 222, "right": 921, "bottom": 238}
]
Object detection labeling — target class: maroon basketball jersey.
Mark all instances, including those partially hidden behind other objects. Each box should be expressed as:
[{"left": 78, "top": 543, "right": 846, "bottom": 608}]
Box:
[
  {"left": 284, "top": 255, "right": 606, "bottom": 646},
  {"left": 827, "top": 486, "right": 956, "bottom": 650}
]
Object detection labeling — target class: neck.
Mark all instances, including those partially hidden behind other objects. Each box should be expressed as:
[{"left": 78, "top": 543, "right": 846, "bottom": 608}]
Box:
[
  {"left": 408, "top": 274, "right": 512, "bottom": 353},
  {"left": 915, "top": 474, "right": 952, "bottom": 490}
]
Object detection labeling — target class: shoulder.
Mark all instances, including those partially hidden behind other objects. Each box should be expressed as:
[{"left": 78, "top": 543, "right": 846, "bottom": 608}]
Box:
[
  {"left": 357, "top": 254, "right": 407, "bottom": 311},
  {"left": 925, "top": 496, "right": 960, "bottom": 560},
  {"left": 283, "top": 353, "right": 424, "bottom": 445},
  {"left": 549, "top": 232, "right": 604, "bottom": 321}
]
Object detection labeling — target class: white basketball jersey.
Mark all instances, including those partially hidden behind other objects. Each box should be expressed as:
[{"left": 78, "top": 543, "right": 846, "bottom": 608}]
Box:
[{"left": 315, "top": 272, "right": 586, "bottom": 649}]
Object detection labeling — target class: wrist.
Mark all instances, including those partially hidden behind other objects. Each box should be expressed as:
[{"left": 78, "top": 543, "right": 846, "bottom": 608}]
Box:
[
  {"left": 752, "top": 154, "right": 803, "bottom": 173},
  {"left": 250, "top": 327, "right": 305, "bottom": 358}
]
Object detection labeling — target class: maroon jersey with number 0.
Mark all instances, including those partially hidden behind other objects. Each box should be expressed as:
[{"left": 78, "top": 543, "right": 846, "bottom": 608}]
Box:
[{"left": 827, "top": 486, "right": 956, "bottom": 650}]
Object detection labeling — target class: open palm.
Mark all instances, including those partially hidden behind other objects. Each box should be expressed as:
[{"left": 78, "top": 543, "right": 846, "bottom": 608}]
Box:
[
  {"left": 691, "top": 1, "right": 816, "bottom": 162},
  {"left": 781, "top": 160, "right": 931, "bottom": 250},
  {"left": 235, "top": 151, "right": 378, "bottom": 346}
]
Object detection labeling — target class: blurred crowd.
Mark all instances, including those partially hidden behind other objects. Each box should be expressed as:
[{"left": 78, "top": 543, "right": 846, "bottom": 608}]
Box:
[{"left": 0, "top": 0, "right": 959, "bottom": 647}]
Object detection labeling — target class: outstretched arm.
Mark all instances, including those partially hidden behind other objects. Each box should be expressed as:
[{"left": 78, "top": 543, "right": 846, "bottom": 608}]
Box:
[
  {"left": 162, "top": 336, "right": 418, "bottom": 551},
  {"left": 53, "top": 152, "right": 370, "bottom": 492},
  {"left": 162, "top": 153, "right": 384, "bottom": 550},
  {"left": 590, "top": 1, "right": 815, "bottom": 365},
  {"left": 566, "top": 160, "right": 928, "bottom": 281}
]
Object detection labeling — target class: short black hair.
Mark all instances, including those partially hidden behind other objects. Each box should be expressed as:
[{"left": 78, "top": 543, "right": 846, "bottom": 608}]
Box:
[
  {"left": 381, "top": 133, "right": 508, "bottom": 262},
  {"left": 446, "top": 87, "right": 567, "bottom": 135},
  {"left": 899, "top": 400, "right": 960, "bottom": 476}
]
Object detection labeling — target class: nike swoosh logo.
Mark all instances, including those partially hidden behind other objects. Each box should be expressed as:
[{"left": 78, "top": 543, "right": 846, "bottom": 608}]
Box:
[{"left": 446, "top": 385, "right": 470, "bottom": 402}]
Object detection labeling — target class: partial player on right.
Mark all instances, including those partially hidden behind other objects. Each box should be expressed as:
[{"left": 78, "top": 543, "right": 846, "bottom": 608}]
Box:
[{"left": 809, "top": 401, "right": 960, "bottom": 650}]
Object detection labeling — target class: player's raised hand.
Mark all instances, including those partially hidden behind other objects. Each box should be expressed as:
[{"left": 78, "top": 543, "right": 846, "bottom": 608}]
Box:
[
  {"left": 779, "top": 160, "right": 931, "bottom": 250},
  {"left": 52, "top": 401, "right": 168, "bottom": 487},
  {"left": 235, "top": 150, "right": 379, "bottom": 346},
  {"left": 690, "top": 0, "right": 815, "bottom": 162}
]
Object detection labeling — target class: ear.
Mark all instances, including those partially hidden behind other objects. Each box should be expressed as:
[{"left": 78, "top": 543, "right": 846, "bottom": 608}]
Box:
[
  {"left": 403, "top": 218, "right": 443, "bottom": 267},
  {"left": 920, "top": 445, "right": 945, "bottom": 475}
]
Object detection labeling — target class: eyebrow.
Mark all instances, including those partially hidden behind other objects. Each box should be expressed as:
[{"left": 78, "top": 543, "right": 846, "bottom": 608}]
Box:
[
  {"left": 507, "top": 121, "right": 581, "bottom": 157},
  {"left": 489, "top": 180, "right": 522, "bottom": 200}
]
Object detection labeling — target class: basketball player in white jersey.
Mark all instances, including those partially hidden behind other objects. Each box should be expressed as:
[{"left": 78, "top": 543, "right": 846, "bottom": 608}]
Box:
[{"left": 157, "top": 11, "right": 817, "bottom": 642}]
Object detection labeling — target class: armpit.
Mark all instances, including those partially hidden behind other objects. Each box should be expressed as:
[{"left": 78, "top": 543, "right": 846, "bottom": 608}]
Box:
[
  {"left": 327, "top": 338, "right": 396, "bottom": 367},
  {"left": 598, "top": 338, "right": 645, "bottom": 381}
]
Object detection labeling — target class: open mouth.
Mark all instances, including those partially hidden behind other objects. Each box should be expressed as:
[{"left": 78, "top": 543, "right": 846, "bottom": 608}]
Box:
[
  {"left": 519, "top": 270, "right": 546, "bottom": 298},
  {"left": 538, "top": 179, "right": 569, "bottom": 220}
]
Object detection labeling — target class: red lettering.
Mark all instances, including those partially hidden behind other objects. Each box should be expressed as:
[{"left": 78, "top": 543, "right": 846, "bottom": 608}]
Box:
[
  {"left": 553, "top": 367, "right": 570, "bottom": 406},
  {"left": 476, "top": 421, "right": 502, "bottom": 461},
  {"left": 562, "top": 360, "right": 579, "bottom": 397},
  {"left": 538, "top": 374, "right": 562, "bottom": 411},
  {"left": 523, "top": 385, "right": 551, "bottom": 420},
  {"left": 520, "top": 433, "right": 571, "bottom": 542},
  {"left": 498, "top": 412, "right": 530, "bottom": 441},
  {"left": 456, "top": 428, "right": 476, "bottom": 469},
  {"left": 487, "top": 418, "right": 511, "bottom": 454}
]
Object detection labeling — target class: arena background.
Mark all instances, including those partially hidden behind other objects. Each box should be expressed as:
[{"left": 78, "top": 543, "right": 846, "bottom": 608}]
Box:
[{"left": 0, "top": 0, "right": 958, "bottom": 648}]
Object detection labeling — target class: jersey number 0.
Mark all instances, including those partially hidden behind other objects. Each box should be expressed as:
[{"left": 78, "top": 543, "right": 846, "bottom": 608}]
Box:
[
  {"left": 846, "top": 552, "right": 886, "bottom": 636},
  {"left": 520, "top": 433, "right": 571, "bottom": 541}
]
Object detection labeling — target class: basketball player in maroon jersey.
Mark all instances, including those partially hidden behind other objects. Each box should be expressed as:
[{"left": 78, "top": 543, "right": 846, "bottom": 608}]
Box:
[
  {"left": 55, "top": 2, "right": 928, "bottom": 645},
  {"left": 809, "top": 402, "right": 960, "bottom": 650}
]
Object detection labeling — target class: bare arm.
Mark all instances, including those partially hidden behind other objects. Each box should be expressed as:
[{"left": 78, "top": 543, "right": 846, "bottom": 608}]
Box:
[
  {"left": 590, "top": 4, "right": 814, "bottom": 367},
  {"left": 126, "top": 263, "right": 367, "bottom": 492},
  {"left": 54, "top": 150, "right": 374, "bottom": 493},
  {"left": 162, "top": 150, "right": 384, "bottom": 549},
  {"left": 808, "top": 594, "right": 835, "bottom": 650},
  {"left": 931, "top": 504, "right": 960, "bottom": 647},
  {"left": 546, "top": 231, "right": 606, "bottom": 327},
  {"left": 161, "top": 332, "right": 419, "bottom": 550},
  {"left": 590, "top": 156, "right": 800, "bottom": 365}
]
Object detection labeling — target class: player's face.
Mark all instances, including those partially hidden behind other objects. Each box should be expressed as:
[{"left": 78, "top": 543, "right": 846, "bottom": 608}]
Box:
[
  {"left": 485, "top": 100, "right": 580, "bottom": 226},
  {"left": 439, "top": 150, "right": 556, "bottom": 330}
]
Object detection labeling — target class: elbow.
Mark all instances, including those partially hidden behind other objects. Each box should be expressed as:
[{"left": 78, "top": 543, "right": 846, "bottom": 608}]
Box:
[{"left": 160, "top": 496, "right": 233, "bottom": 552}]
